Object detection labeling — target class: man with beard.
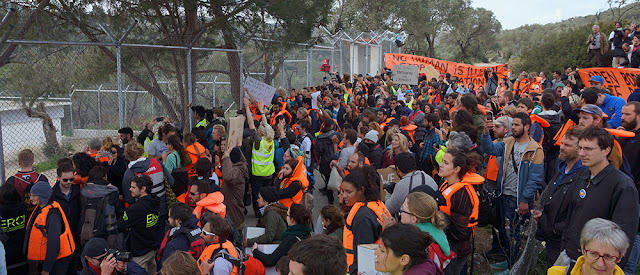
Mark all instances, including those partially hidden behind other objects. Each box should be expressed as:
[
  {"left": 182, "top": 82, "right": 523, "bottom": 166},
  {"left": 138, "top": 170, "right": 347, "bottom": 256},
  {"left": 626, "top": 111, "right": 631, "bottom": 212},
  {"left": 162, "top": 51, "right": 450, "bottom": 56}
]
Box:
[
  {"left": 482, "top": 112, "right": 544, "bottom": 271},
  {"left": 618, "top": 101, "right": 640, "bottom": 275},
  {"left": 533, "top": 127, "right": 587, "bottom": 268}
]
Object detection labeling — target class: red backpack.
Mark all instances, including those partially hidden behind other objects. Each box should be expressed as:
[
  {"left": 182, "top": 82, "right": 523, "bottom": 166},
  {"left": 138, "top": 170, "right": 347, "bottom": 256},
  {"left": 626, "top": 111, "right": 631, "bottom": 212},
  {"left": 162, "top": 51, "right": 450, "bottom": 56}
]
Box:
[
  {"left": 428, "top": 243, "right": 456, "bottom": 271},
  {"left": 157, "top": 226, "right": 206, "bottom": 261}
]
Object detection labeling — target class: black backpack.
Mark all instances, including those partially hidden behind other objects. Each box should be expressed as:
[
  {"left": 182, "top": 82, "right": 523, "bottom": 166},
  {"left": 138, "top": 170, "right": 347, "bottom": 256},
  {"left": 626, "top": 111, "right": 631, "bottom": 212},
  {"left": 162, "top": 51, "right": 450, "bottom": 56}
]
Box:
[{"left": 80, "top": 194, "right": 118, "bottom": 247}]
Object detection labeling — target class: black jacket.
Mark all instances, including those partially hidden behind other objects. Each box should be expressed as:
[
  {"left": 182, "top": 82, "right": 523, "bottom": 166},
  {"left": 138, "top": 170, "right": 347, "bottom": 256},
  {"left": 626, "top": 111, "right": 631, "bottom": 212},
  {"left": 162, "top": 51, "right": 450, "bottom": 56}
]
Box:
[
  {"left": 536, "top": 161, "right": 587, "bottom": 245},
  {"left": 347, "top": 206, "right": 383, "bottom": 274},
  {"left": 108, "top": 157, "right": 129, "bottom": 194},
  {"left": 561, "top": 163, "right": 639, "bottom": 267},
  {"left": 157, "top": 215, "right": 200, "bottom": 270},
  {"left": 630, "top": 47, "right": 640, "bottom": 68},
  {"left": 52, "top": 182, "right": 82, "bottom": 237},
  {"left": 0, "top": 202, "right": 27, "bottom": 269},
  {"left": 363, "top": 142, "right": 384, "bottom": 169},
  {"left": 117, "top": 195, "right": 161, "bottom": 257},
  {"left": 331, "top": 105, "right": 347, "bottom": 126}
]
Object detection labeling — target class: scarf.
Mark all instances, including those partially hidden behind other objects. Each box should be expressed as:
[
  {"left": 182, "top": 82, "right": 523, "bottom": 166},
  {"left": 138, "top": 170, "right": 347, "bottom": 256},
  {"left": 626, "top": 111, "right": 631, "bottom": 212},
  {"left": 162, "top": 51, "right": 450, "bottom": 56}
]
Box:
[{"left": 280, "top": 224, "right": 312, "bottom": 240}]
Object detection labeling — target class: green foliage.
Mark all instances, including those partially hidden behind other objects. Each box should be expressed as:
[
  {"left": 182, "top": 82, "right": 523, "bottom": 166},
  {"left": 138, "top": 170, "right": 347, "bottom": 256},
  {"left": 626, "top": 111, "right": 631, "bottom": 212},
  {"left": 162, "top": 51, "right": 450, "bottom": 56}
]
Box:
[
  {"left": 41, "top": 141, "right": 73, "bottom": 162},
  {"left": 512, "top": 20, "right": 619, "bottom": 74},
  {"left": 437, "top": 7, "right": 502, "bottom": 62}
]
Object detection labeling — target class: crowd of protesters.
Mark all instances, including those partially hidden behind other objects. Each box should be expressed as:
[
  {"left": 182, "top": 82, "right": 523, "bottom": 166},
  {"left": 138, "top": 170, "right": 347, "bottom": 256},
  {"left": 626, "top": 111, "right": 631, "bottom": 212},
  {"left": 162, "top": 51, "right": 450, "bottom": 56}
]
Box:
[{"left": 1, "top": 62, "right": 640, "bottom": 275}]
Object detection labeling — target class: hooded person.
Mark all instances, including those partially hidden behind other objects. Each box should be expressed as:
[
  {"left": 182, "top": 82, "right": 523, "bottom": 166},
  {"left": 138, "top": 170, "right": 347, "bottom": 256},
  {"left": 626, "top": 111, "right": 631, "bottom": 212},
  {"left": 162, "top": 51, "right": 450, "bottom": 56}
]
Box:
[
  {"left": 246, "top": 186, "right": 288, "bottom": 246},
  {"left": 362, "top": 130, "right": 384, "bottom": 169}
]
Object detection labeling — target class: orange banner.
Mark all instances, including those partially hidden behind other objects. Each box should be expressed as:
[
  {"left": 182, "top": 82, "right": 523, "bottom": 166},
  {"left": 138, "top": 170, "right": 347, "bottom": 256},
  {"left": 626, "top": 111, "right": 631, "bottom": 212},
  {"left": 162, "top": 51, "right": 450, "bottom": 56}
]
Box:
[
  {"left": 577, "top": 67, "right": 640, "bottom": 100},
  {"left": 384, "top": 53, "right": 507, "bottom": 87}
]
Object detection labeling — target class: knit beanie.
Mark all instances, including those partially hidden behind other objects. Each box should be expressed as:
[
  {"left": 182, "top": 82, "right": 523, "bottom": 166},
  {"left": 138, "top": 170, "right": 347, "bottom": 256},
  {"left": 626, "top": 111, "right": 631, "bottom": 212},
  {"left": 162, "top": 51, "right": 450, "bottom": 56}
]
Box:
[
  {"left": 259, "top": 186, "right": 279, "bottom": 203},
  {"left": 30, "top": 181, "right": 52, "bottom": 204},
  {"left": 82, "top": 238, "right": 108, "bottom": 258}
]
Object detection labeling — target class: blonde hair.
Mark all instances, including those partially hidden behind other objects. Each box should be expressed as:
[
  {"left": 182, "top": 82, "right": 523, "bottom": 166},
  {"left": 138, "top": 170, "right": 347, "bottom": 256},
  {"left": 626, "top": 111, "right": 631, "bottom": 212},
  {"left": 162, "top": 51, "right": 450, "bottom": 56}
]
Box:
[
  {"left": 277, "top": 88, "right": 287, "bottom": 98},
  {"left": 101, "top": 137, "right": 114, "bottom": 151},
  {"left": 124, "top": 142, "right": 145, "bottom": 161},
  {"left": 160, "top": 251, "right": 199, "bottom": 275},
  {"left": 390, "top": 132, "right": 409, "bottom": 157},
  {"left": 502, "top": 105, "right": 517, "bottom": 117},
  {"left": 406, "top": 192, "right": 447, "bottom": 230},
  {"left": 259, "top": 122, "right": 275, "bottom": 141},
  {"left": 212, "top": 124, "right": 226, "bottom": 138}
]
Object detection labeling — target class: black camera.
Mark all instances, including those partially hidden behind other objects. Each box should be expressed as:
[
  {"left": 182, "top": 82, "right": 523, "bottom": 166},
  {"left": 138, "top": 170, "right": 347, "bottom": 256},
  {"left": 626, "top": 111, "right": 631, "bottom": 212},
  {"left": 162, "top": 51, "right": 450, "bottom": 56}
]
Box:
[
  {"left": 107, "top": 249, "right": 132, "bottom": 262},
  {"left": 591, "top": 40, "right": 597, "bottom": 46},
  {"left": 614, "top": 27, "right": 624, "bottom": 34}
]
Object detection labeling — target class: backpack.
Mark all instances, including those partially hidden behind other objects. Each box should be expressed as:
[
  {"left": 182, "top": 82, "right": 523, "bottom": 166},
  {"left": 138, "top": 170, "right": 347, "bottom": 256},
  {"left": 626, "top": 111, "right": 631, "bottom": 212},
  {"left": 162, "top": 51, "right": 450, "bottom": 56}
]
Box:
[
  {"left": 9, "top": 173, "right": 46, "bottom": 214},
  {"left": 428, "top": 243, "right": 456, "bottom": 271},
  {"left": 80, "top": 194, "right": 118, "bottom": 247},
  {"left": 157, "top": 226, "right": 206, "bottom": 261},
  {"left": 296, "top": 134, "right": 319, "bottom": 167},
  {"left": 213, "top": 245, "right": 266, "bottom": 275}
]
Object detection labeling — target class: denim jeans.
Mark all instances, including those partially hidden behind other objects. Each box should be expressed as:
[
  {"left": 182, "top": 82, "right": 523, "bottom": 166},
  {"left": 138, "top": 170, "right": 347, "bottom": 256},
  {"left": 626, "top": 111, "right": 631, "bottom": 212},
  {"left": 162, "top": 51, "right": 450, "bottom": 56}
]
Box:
[
  {"left": 497, "top": 195, "right": 531, "bottom": 266},
  {"left": 623, "top": 232, "right": 640, "bottom": 274}
]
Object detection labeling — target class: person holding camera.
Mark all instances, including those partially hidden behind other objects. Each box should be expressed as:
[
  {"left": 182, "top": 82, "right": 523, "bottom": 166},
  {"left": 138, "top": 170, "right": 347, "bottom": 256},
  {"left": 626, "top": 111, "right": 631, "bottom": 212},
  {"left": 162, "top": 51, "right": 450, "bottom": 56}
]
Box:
[
  {"left": 586, "top": 25, "right": 608, "bottom": 67},
  {"left": 611, "top": 25, "right": 631, "bottom": 68},
  {"left": 80, "top": 238, "right": 147, "bottom": 275}
]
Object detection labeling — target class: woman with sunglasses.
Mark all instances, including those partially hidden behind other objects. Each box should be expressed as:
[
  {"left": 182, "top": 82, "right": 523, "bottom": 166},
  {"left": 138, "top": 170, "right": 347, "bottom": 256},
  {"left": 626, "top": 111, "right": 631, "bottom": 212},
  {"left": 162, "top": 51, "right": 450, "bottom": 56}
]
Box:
[
  {"left": 382, "top": 192, "right": 453, "bottom": 271},
  {"left": 548, "top": 218, "right": 629, "bottom": 275},
  {"left": 374, "top": 223, "right": 444, "bottom": 275},
  {"left": 252, "top": 203, "right": 312, "bottom": 267},
  {"left": 107, "top": 145, "right": 128, "bottom": 193}
]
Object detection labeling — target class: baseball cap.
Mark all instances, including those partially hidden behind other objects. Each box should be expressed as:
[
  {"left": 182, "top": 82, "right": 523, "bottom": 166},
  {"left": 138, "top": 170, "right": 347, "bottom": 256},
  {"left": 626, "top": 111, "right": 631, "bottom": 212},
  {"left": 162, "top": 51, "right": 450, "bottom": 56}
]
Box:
[
  {"left": 574, "top": 104, "right": 603, "bottom": 117},
  {"left": 494, "top": 116, "right": 511, "bottom": 128},
  {"left": 554, "top": 82, "right": 565, "bottom": 89},
  {"left": 589, "top": 75, "right": 604, "bottom": 84}
]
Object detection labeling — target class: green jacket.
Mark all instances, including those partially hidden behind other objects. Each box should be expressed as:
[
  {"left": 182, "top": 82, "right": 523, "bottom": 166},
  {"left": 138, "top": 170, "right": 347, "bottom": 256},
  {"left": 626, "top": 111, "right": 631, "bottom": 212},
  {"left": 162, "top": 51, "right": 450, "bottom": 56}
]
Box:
[{"left": 247, "top": 203, "right": 287, "bottom": 246}]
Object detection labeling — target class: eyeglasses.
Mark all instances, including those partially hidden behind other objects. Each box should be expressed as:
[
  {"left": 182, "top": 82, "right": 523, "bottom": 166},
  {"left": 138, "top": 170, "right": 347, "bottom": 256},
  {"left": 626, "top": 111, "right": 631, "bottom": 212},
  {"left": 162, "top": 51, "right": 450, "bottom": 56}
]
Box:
[
  {"left": 201, "top": 229, "right": 217, "bottom": 236},
  {"left": 190, "top": 192, "right": 201, "bottom": 196},
  {"left": 584, "top": 249, "right": 620, "bottom": 263},
  {"left": 61, "top": 178, "right": 74, "bottom": 182},
  {"left": 577, "top": 146, "right": 599, "bottom": 152},
  {"left": 399, "top": 207, "right": 415, "bottom": 217}
]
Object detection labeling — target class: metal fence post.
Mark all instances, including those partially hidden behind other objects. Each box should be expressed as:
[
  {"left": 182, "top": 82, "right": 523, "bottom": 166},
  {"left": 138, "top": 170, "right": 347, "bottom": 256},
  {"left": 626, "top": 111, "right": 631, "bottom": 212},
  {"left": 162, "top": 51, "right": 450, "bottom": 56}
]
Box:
[
  {"left": 97, "top": 84, "right": 102, "bottom": 129},
  {"left": 239, "top": 49, "right": 244, "bottom": 110},
  {"left": 213, "top": 76, "right": 217, "bottom": 107},
  {"left": 187, "top": 48, "right": 193, "bottom": 128},
  {"left": 151, "top": 96, "right": 155, "bottom": 117},
  {"left": 0, "top": 113, "right": 5, "bottom": 183},
  {"left": 69, "top": 85, "right": 74, "bottom": 135},
  {"left": 365, "top": 44, "right": 369, "bottom": 75},
  {"left": 281, "top": 46, "right": 285, "bottom": 89},
  {"left": 99, "top": 20, "right": 137, "bottom": 129},
  {"left": 309, "top": 49, "right": 313, "bottom": 86}
]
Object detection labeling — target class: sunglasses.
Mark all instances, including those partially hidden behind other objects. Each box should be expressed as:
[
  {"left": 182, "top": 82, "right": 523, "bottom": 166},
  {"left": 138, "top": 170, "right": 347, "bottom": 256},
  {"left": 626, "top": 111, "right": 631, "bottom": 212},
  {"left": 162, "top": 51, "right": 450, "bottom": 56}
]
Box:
[
  {"left": 202, "top": 229, "right": 217, "bottom": 236},
  {"left": 190, "top": 192, "right": 202, "bottom": 196},
  {"left": 110, "top": 151, "right": 118, "bottom": 154},
  {"left": 61, "top": 178, "right": 74, "bottom": 183}
]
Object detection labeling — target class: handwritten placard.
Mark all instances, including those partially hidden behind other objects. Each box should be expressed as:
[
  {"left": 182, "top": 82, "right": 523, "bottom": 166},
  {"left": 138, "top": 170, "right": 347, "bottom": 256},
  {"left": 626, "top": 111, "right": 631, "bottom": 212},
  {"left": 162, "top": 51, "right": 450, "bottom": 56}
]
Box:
[
  {"left": 393, "top": 65, "right": 419, "bottom": 85},
  {"left": 244, "top": 76, "right": 276, "bottom": 107}
]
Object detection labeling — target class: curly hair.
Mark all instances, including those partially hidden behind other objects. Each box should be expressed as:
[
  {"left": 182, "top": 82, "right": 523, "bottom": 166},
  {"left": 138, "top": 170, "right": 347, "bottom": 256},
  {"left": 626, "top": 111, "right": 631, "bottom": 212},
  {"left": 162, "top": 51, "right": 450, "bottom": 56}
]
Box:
[{"left": 72, "top": 152, "right": 97, "bottom": 177}]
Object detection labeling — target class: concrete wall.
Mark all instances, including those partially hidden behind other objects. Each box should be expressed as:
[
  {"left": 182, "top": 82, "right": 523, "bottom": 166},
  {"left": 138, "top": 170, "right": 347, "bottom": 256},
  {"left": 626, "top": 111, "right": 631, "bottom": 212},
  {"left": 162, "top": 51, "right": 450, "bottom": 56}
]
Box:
[{"left": 1, "top": 104, "right": 65, "bottom": 156}]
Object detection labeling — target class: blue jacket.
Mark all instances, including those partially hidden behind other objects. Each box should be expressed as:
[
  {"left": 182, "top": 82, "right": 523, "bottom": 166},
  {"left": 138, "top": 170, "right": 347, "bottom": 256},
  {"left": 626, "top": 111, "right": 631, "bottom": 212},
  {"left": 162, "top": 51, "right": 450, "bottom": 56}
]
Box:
[
  {"left": 481, "top": 133, "right": 544, "bottom": 204},
  {"left": 157, "top": 215, "right": 201, "bottom": 270},
  {"left": 628, "top": 88, "right": 640, "bottom": 103},
  {"left": 600, "top": 94, "right": 626, "bottom": 128}
]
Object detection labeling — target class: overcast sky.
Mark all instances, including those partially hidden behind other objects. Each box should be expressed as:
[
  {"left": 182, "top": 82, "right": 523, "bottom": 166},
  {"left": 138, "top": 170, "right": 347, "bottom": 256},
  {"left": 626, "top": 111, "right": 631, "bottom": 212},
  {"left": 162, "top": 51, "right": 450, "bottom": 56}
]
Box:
[{"left": 471, "top": 0, "right": 607, "bottom": 30}]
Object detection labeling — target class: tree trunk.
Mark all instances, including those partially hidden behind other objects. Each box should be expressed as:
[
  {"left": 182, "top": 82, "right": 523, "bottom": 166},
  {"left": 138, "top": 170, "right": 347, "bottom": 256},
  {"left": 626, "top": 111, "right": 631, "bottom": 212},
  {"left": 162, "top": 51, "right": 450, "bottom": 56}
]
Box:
[
  {"left": 212, "top": 5, "right": 242, "bottom": 108},
  {"left": 24, "top": 102, "right": 59, "bottom": 149},
  {"left": 426, "top": 34, "right": 436, "bottom": 58}
]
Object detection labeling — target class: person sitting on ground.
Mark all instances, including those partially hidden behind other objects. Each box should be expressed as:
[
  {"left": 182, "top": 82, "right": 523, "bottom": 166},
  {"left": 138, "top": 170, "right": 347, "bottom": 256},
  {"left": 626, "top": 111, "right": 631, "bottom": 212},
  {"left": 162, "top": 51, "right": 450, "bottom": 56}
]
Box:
[
  {"left": 245, "top": 186, "right": 288, "bottom": 247},
  {"left": 252, "top": 203, "right": 313, "bottom": 267}
]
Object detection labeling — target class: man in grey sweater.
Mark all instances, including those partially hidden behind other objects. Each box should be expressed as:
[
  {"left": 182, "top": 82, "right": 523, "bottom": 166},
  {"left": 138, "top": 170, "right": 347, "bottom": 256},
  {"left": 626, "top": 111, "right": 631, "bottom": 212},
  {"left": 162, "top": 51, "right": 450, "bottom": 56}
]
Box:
[{"left": 385, "top": 152, "right": 438, "bottom": 214}]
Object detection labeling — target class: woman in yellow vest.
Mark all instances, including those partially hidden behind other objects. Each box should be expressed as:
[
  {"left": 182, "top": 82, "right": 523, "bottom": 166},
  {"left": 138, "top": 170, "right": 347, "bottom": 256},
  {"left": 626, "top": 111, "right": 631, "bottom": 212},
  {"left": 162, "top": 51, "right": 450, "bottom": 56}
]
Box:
[
  {"left": 340, "top": 165, "right": 389, "bottom": 274},
  {"left": 275, "top": 157, "right": 309, "bottom": 208},
  {"left": 437, "top": 149, "right": 482, "bottom": 275}
]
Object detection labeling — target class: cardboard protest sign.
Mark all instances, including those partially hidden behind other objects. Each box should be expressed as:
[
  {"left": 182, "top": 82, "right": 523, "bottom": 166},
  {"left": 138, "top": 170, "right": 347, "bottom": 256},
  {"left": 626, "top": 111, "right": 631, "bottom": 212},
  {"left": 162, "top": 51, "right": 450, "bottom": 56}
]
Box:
[
  {"left": 393, "top": 65, "right": 419, "bottom": 85},
  {"left": 377, "top": 168, "right": 400, "bottom": 201},
  {"left": 226, "top": 116, "right": 245, "bottom": 150},
  {"left": 243, "top": 76, "right": 276, "bottom": 107},
  {"left": 311, "top": 91, "right": 321, "bottom": 110},
  {"left": 577, "top": 67, "right": 640, "bottom": 100},
  {"left": 385, "top": 53, "right": 507, "bottom": 87}
]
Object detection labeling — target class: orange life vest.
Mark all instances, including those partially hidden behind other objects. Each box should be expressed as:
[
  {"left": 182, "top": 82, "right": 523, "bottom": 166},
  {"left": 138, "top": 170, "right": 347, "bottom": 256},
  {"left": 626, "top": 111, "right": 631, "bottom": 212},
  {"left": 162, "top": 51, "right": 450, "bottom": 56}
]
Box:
[
  {"left": 528, "top": 82, "right": 541, "bottom": 94},
  {"left": 402, "top": 124, "right": 418, "bottom": 144},
  {"left": 553, "top": 120, "right": 576, "bottom": 147},
  {"left": 90, "top": 152, "right": 110, "bottom": 163},
  {"left": 485, "top": 156, "right": 499, "bottom": 182},
  {"left": 185, "top": 142, "right": 207, "bottom": 178},
  {"left": 379, "top": 118, "right": 394, "bottom": 131},
  {"left": 278, "top": 156, "right": 309, "bottom": 208},
  {"left": 250, "top": 104, "right": 262, "bottom": 121},
  {"left": 269, "top": 103, "right": 292, "bottom": 126},
  {"left": 343, "top": 201, "right": 388, "bottom": 270},
  {"left": 438, "top": 173, "right": 482, "bottom": 230},
  {"left": 73, "top": 173, "right": 89, "bottom": 189},
  {"left": 193, "top": 192, "right": 226, "bottom": 226},
  {"left": 26, "top": 201, "right": 76, "bottom": 261},
  {"left": 197, "top": 240, "right": 239, "bottom": 275},
  {"left": 513, "top": 79, "right": 529, "bottom": 96},
  {"left": 496, "top": 85, "right": 508, "bottom": 97}
]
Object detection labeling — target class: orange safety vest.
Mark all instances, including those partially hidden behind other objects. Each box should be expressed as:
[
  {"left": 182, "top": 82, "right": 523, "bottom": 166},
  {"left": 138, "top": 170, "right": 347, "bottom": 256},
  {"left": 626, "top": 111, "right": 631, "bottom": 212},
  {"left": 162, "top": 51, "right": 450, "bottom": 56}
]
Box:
[
  {"left": 73, "top": 173, "right": 89, "bottom": 189},
  {"left": 185, "top": 142, "right": 207, "bottom": 179},
  {"left": 528, "top": 82, "right": 541, "bottom": 94},
  {"left": 278, "top": 156, "right": 310, "bottom": 208},
  {"left": 249, "top": 104, "right": 262, "bottom": 121},
  {"left": 402, "top": 124, "right": 417, "bottom": 144},
  {"left": 343, "top": 201, "right": 388, "bottom": 270},
  {"left": 90, "top": 152, "right": 110, "bottom": 163},
  {"left": 269, "top": 103, "right": 292, "bottom": 126},
  {"left": 553, "top": 120, "right": 576, "bottom": 147},
  {"left": 26, "top": 201, "right": 76, "bottom": 261},
  {"left": 197, "top": 240, "right": 239, "bottom": 275},
  {"left": 438, "top": 173, "right": 482, "bottom": 230},
  {"left": 513, "top": 79, "right": 529, "bottom": 96},
  {"left": 193, "top": 191, "right": 226, "bottom": 225},
  {"left": 496, "top": 85, "right": 508, "bottom": 97}
]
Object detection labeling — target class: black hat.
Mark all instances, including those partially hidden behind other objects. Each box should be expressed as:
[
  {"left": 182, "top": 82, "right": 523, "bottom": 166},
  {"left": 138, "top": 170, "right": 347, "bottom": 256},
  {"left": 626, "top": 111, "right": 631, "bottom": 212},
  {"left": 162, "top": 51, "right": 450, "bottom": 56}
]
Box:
[
  {"left": 82, "top": 238, "right": 108, "bottom": 258},
  {"left": 388, "top": 119, "right": 401, "bottom": 127},
  {"left": 230, "top": 147, "right": 243, "bottom": 163},
  {"left": 259, "top": 186, "right": 279, "bottom": 203}
]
